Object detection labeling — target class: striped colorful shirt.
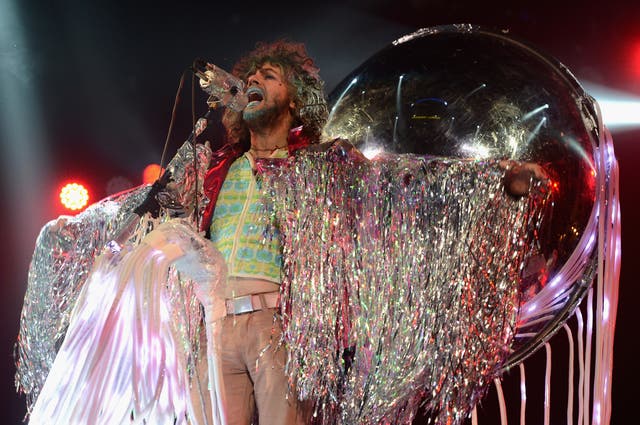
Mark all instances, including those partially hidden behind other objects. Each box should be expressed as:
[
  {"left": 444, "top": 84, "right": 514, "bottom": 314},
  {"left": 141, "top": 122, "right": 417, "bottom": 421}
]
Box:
[{"left": 209, "top": 150, "right": 284, "bottom": 283}]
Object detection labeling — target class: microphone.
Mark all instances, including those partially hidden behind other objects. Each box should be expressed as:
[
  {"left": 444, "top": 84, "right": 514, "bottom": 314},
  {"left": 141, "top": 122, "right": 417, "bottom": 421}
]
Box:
[{"left": 191, "top": 59, "right": 247, "bottom": 112}]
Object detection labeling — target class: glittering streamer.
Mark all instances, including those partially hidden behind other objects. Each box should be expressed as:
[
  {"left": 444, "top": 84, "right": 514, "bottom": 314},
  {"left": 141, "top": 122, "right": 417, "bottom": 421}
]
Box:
[
  {"left": 584, "top": 288, "right": 594, "bottom": 424},
  {"left": 159, "top": 141, "right": 213, "bottom": 219},
  {"left": 544, "top": 343, "right": 552, "bottom": 425},
  {"left": 576, "top": 308, "right": 585, "bottom": 425},
  {"left": 261, "top": 151, "right": 550, "bottom": 425},
  {"left": 26, "top": 220, "right": 226, "bottom": 425},
  {"left": 494, "top": 378, "right": 507, "bottom": 425},
  {"left": 15, "top": 141, "right": 212, "bottom": 416},
  {"left": 564, "top": 324, "right": 575, "bottom": 425},
  {"left": 519, "top": 363, "right": 526, "bottom": 425},
  {"left": 591, "top": 125, "right": 620, "bottom": 425},
  {"left": 15, "top": 189, "right": 146, "bottom": 412}
]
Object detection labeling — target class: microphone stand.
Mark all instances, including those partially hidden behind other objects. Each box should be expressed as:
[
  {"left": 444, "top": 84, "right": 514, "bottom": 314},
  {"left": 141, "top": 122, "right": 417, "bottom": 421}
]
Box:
[{"left": 109, "top": 105, "right": 217, "bottom": 253}]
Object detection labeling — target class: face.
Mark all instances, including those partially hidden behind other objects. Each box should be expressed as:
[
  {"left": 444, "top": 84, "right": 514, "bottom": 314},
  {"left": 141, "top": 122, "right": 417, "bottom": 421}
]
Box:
[{"left": 242, "top": 62, "right": 295, "bottom": 131}]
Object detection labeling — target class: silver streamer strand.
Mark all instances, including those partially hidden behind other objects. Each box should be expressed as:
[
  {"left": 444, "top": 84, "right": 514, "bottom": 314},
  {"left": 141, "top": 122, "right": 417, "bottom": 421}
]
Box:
[
  {"left": 15, "top": 141, "right": 212, "bottom": 416},
  {"left": 27, "top": 220, "right": 226, "bottom": 425},
  {"left": 260, "top": 151, "right": 551, "bottom": 425},
  {"left": 159, "top": 141, "right": 212, "bottom": 220}
]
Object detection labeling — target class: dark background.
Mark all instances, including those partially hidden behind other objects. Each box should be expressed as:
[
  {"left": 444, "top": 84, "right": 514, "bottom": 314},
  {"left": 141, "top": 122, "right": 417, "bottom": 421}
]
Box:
[{"left": 1, "top": 0, "right": 639, "bottom": 423}]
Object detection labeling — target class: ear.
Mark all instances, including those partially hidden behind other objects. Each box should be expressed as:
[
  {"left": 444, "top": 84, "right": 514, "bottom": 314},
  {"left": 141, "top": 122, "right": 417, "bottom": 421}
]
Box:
[{"left": 289, "top": 99, "right": 296, "bottom": 110}]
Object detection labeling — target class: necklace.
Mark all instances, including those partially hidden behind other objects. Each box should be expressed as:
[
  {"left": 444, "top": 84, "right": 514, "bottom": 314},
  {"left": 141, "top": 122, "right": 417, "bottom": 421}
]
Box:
[
  {"left": 250, "top": 145, "right": 287, "bottom": 152},
  {"left": 249, "top": 145, "right": 287, "bottom": 157}
]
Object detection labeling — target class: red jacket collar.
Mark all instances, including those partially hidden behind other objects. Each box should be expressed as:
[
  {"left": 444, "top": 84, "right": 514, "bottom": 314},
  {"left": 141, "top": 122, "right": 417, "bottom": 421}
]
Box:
[{"left": 200, "top": 126, "right": 314, "bottom": 232}]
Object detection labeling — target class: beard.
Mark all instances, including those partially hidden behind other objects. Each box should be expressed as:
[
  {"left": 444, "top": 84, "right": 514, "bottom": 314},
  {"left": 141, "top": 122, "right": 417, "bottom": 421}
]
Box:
[{"left": 242, "top": 98, "right": 290, "bottom": 132}]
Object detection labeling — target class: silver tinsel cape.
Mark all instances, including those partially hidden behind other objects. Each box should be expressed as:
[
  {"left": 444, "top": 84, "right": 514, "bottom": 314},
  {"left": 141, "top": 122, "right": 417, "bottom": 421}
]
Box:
[
  {"left": 15, "top": 141, "right": 214, "bottom": 422},
  {"left": 26, "top": 219, "right": 227, "bottom": 424},
  {"left": 17, "top": 144, "right": 550, "bottom": 425},
  {"left": 259, "top": 150, "right": 551, "bottom": 425}
]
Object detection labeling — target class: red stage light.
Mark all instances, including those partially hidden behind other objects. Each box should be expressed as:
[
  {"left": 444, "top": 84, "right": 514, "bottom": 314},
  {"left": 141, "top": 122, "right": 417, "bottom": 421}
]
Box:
[
  {"left": 142, "top": 164, "right": 164, "bottom": 185},
  {"left": 633, "top": 40, "right": 640, "bottom": 78},
  {"left": 60, "top": 182, "right": 90, "bottom": 211}
]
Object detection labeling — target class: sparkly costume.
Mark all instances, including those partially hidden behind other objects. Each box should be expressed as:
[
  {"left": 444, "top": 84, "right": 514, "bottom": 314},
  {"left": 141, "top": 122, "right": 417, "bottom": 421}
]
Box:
[
  {"left": 16, "top": 134, "right": 556, "bottom": 425},
  {"left": 261, "top": 151, "right": 551, "bottom": 424},
  {"left": 15, "top": 142, "right": 219, "bottom": 424},
  {"left": 16, "top": 27, "right": 622, "bottom": 424}
]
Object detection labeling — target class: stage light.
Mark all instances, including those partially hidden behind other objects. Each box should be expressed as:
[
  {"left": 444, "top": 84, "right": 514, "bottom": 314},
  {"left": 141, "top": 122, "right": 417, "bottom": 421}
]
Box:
[
  {"left": 596, "top": 100, "right": 640, "bottom": 128},
  {"left": 1, "top": 0, "right": 52, "bottom": 255},
  {"left": 60, "top": 182, "right": 90, "bottom": 211},
  {"left": 142, "top": 164, "right": 163, "bottom": 184},
  {"left": 632, "top": 40, "right": 640, "bottom": 78},
  {"left": 584, "top": 83, "right": 640, "bottom": 130}
]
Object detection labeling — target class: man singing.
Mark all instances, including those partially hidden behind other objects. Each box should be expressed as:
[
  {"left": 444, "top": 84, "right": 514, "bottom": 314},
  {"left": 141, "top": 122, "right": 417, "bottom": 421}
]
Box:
[
  {"left": 16, "top": 39, "right": 328, "bottom": 425},
  {"left": 200, "top": 40, "right": 328, "bottom": 425}
]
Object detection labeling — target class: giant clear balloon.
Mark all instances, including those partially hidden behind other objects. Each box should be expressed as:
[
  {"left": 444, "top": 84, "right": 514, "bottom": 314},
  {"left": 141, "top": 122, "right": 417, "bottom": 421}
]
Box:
[{"left": 324, "top": 25, "right": 601, "bottom": 366}]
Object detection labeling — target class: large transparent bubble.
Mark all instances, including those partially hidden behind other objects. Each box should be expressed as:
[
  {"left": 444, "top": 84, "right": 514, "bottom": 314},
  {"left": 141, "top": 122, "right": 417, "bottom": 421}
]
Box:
[{"left": 324, "top": 25, "right": 601, "bottom": 366}]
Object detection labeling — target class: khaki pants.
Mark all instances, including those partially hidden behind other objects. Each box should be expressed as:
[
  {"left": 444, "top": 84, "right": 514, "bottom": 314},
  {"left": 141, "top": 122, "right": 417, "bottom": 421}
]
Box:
[{"left": 220, "top": 309, "right": 306, "bottom": 425}]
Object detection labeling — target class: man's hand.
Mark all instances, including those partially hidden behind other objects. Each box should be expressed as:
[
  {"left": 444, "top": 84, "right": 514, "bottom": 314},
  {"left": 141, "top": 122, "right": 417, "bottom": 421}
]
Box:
[{"left": 133, "top": 171, "right": 173, "bottom": 218}]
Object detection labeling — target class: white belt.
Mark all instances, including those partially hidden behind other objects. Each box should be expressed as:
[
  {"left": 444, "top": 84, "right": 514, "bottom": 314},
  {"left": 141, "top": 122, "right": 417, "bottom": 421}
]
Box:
[{"left": 225, "top": 291, "right": 279, "bottom": 315}]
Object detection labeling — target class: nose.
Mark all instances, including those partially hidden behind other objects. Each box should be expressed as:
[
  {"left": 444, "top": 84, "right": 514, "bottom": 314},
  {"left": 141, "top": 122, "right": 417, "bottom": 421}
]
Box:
[{"left": 247, "top": 73, "right": 261, "bottom": 86}]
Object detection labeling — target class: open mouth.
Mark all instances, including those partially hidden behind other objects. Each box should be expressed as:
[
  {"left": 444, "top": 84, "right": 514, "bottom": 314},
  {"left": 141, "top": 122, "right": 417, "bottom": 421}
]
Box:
[{"left": 246, "top": 88, "right": 264, "bottom": 105}]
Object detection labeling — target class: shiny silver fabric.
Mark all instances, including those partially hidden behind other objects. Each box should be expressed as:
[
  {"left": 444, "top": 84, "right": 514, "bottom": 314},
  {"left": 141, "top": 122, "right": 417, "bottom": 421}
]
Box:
[
  {"left": 323, "top": 25, "right": 600, "bottom": 366},
  {"left": 15, "top": 141, "right": 212, "bottom": 414}
]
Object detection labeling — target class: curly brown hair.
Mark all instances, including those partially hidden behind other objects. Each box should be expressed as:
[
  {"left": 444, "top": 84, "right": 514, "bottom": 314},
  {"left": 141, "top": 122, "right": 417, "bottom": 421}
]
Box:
[{"left": 222, "top": 40, "right": 328, "bottom": 146}]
